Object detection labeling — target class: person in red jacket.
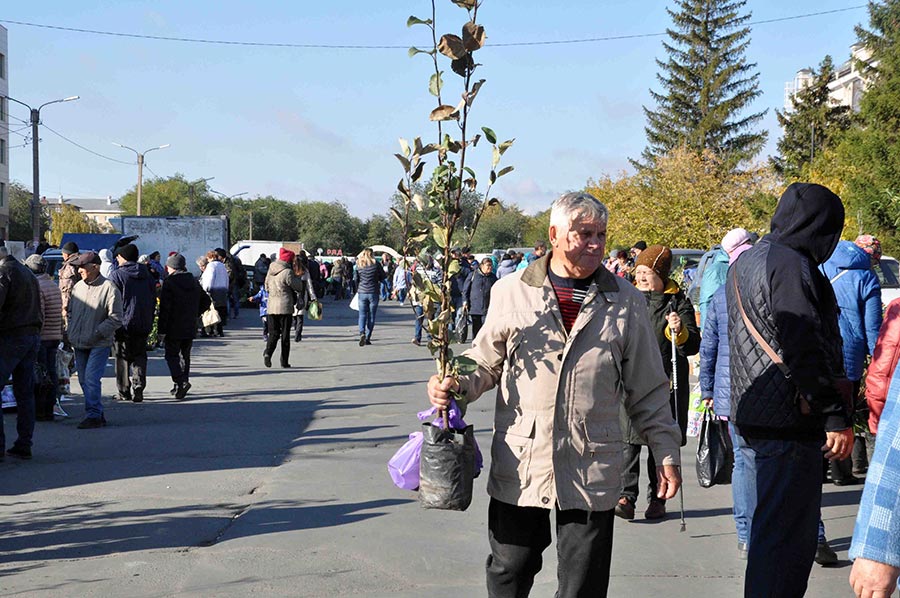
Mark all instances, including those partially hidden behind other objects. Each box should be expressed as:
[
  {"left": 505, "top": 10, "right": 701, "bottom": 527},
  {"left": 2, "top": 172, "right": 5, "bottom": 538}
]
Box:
[{"left": 865, "top": 297, "right": 900, "bottom": 437}]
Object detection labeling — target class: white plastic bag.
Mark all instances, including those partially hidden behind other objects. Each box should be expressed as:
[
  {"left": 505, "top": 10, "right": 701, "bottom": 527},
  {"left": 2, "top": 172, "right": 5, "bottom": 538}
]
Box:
[{"left": 349, "top": 293, "right": 359, "bottom": 311}]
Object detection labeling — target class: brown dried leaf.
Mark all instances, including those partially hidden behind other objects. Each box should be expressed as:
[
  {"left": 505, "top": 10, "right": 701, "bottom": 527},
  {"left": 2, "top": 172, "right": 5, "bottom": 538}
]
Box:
[
  {"left": 465, "top": 79, "right": 485, "bottom": 107},
  {"left": 438, "top": 34, "right": 468, "bottom": 60},
  {"left": 429, "top": 105, "right": 460, "bottom": 121},
  {"left": 462, "top": 21, "right": 485, "bottom": 51}
]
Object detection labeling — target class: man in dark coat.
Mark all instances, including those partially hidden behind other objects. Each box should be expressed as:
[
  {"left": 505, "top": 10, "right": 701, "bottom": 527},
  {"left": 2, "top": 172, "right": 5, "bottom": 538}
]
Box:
[
  {"left": 727, "top": 183, "right": 854, "bottom": 597},
  {"left": 108, "top": 243, "right": 156, "bottom": 402},
  {"left": 158, "top": 253, "right": 211, "bottom": 399},
  {"left": 0, "top": 246, "right": 43, "bottom": 459}
]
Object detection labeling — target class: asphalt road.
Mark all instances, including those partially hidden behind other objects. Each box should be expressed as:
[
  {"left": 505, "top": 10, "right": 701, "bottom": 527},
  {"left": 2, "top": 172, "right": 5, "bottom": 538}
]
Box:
[{"left": 0, "top": 298, "right": 864, "bottom": 597}]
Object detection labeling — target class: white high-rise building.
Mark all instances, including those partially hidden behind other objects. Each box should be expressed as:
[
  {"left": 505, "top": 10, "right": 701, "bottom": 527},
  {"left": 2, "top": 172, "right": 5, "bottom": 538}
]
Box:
[
  {"left": 0, "top": 26, "right": 8, "bottom": 241},
  {"left": 784, "top": 44, "right": 874, "bottom": 114}
]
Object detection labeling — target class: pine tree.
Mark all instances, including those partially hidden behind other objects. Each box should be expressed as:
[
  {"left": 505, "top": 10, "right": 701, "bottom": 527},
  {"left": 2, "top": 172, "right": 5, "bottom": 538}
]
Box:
[
  {"left": 836, "top": 0, "right": 900, "bottom": 241},
  {"left": 773, "top": 56, "right": 853, "bottom": 180},
  {"left": 637, "top": 0, "right": 767, "bottom": 169}
]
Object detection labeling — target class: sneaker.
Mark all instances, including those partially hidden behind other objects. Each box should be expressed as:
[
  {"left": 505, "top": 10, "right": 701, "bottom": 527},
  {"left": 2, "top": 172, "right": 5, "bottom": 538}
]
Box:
[
  {"left": 170, "top": 385, "right": 178, "bottom": 397},
  {"left": 132, "top": 388, "right": 144, "bottom": 403},
  {"left": 6, "top": 445, "right": 32, "bottom": 460},
  {"left": 77, "top": 417, "right": 106, "bottom": 429},
  {"left": 115, "top": 392, "right": 132, "bottom": 402},
  {"left": 833, "top": 475, "right": 861, "bottom": 486},
  {"left": 365, "top": 338, "right": 372, "bottom": 345},
  {"left": 175, "top": 382, "right": 191, "bottom": 400},
  {"left": 359, "top": 334, "right": 366, "bottom": 347},
  {"left": 815, "top": 541, "right": 838, "bottom": 566},
  {"left": 281, "top": 363, "right": 292, "bottom": 369},
  {"left": 738, "top": 542, "right": 748, "bottom": 560},
  {"left": 263, "top": 353, "right": 272, "bottom": 368},
  {"left": 644, "top": 501, "right": 667, "bottom": 520},
  {"left": 411, "top": 339, "right": 421, "bottom": 346},
  {"left": 614, "top": 497, "right": 635, "bottom": 520}
]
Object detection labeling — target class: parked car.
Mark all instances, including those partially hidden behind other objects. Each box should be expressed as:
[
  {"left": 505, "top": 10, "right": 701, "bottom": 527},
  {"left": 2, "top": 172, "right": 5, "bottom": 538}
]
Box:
[
  {"left": 876, "top": 255, "right": 900, "bottom": 310},
  {"left": 671, "top": 248, "right": 705, "bottom": 289}
]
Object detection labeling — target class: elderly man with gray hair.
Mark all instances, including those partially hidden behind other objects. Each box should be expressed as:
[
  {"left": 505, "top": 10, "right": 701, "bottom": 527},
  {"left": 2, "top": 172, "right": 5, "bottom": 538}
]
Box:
[{"left": 428, "top": 192, "right": 682, "bottom": 598}]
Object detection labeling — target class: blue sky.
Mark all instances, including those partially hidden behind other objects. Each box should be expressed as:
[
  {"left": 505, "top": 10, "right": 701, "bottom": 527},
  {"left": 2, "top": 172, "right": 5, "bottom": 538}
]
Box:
[{"left": 2, "top": 1, "right": 864, "bottom": 217}]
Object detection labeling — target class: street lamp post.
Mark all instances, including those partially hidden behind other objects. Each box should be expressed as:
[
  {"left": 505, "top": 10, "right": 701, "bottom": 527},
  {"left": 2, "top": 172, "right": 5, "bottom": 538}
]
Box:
[
  {"left": 1, "top": 94, "right": 79, "bottom": 243},
  {"left": 188, "top": 177, "right": 215, "bottom": 215},
  {"left": 112, "top": 143, "right": 169, "bottom": 216}
]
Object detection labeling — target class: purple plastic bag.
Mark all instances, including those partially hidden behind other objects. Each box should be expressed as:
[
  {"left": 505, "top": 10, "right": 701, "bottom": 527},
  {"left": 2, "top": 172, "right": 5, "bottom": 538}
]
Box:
[
  {"left": 388, "top": 400, "right": 483, "bottom": 492},
  {"left": 388, "top": 432, "right": 425, "bottom": 491}
]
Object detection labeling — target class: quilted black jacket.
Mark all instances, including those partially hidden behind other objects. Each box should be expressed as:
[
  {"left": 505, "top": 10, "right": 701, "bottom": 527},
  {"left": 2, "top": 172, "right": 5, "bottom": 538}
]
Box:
[{"left": 726, "top": 183, "right": 851, "bottom": 439}]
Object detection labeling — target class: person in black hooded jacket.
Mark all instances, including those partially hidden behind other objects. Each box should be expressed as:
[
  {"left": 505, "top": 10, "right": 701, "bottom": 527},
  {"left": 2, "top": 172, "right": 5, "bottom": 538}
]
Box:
[
  {"left": 726, "top": 183, "right": 854, "bottom": 597},
  {"left": 108, "top": 243, "right": 156, "bottom": 403},
  {"left": 158, "top": 253, "right": 211, "bottom": 400}
]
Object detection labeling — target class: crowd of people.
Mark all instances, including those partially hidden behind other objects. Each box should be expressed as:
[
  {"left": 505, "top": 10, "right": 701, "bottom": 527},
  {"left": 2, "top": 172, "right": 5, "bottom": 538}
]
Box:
[{"left": 9, "top": 182, "right": 900, "bottom": 596}]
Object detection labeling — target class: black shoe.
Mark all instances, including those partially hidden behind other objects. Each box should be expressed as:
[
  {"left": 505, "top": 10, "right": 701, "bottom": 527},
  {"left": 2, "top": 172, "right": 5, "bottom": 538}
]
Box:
[
  {"left": 815, "top": 541, "right": 838, "bottom": 566},
  {"left": 218, "top": 331, "right": 225, "bottom": 337},
  {"left": 365, "top": 338, "right": 372, "bottom": 345},
  {"left": 614, "top": 497, "right": 635, "bottom": 520},
  {"left": 359, "top": 334, "right": 366, "bottom": 347},
  {"left": 7, "top": 445, "right": 32, "bottom": 460},
  {"left": 281, "top": 363, "right": 291, "bottom": 369},
  {"left": 833, "top": 475, "right": 862, "bottom": 486},
  {"left": 263, "top": 353, "right": 272, "bottom": 368},
  {"left": 170, "top": 385, "right": 178, "bottom": 396},
  {"left": 35, "top": 414, "right": 55, "bottom": 422},
  {"left": 175, "top": 382, "right": 190, "bottom": 400},
  {"left": 132, "top": 388, "right": 144, "bottom": 403},
  {"left": 116, "top": 392, "right": 132, "bottom": 402},
  {"left": 77, "top": 417, "right": 106, "bottom": 429}
]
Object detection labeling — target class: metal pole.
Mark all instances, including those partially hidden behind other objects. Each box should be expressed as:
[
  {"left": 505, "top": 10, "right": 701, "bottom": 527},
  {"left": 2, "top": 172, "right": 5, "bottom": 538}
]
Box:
[
  {"left": 31, "top": 108, "right": 40, "bottom": 243},
  {"left": 249, "top": 211, "right": 253, "bottom": 240},
  {"left": 136, "top": 153, "right": 144, "bottom": 216},
  {"left": 189, "top": 185, "right": 194, "bottom": 215}
]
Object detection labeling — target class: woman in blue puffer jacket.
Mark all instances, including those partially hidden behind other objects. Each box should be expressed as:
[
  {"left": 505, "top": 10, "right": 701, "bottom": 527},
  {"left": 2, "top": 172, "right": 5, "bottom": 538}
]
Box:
[
  {"left": 820, "top": 239, "right": 883, "bottom": 483},
  {"left": 820, "top": 240, "right": 883, "bottom": 383}
]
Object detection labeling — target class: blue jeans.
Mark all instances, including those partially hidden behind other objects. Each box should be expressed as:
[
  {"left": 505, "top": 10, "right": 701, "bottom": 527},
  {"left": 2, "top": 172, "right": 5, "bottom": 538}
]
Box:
[
  {"left": 413, "top": 304, "right": 425, "bottom": 342},
  {"left": 742, "top": 435, "right": 823, "bottom": 598},
  {"left": 380, "top": 279, "right": 391, "bottom": 301},
  {"left": 75, "top": 346, "right": 111, "bottom": 419},
  {"left": 395, "top": 287, "right": 408, "bottom": 304},
  {"left": 0, "top": 334, "right": 40, "bottom": 450},
  {"left": 730, "top": 423, "right": 755, "bottom": 546},
  {"left": 357, "top": 293, "right": 379, "bottom": 338}
]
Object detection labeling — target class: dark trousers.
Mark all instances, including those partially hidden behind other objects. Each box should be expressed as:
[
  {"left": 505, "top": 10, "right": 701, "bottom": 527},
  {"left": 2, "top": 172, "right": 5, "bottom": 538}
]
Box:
[
  {"left": 164, "top": 338, "right": 193, "bottom": 385},
  {"left": 293, "top": 314, "right": 304, "bottom": 342},
  {"left": 0, "top": 334, "right": 40, "bottom": 450},
  {"left": 265, "top": 314, "right": 292, "bottom": 366},
  {"left": 114, "top": 334, "right": 148, "bottom": 396},
  {"left": 742, "top": 436, "right": 823, "bottom": 598},
  {"left": 621, "top": 443, "right": 663, "bottom": 504},
  {"left": 486, "top": 497, "right": 615, "bottom": 598},
  {"left": 471, "top": 314, "right": 486, "bottom": 339},
  {"left": 36, "top": 340, "right": 59, "bottom": 419}
]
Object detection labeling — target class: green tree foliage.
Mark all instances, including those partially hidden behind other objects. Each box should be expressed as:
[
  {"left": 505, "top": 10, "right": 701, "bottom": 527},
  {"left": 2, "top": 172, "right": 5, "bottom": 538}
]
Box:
[
  {"left": 638, "top": 0, "right": 767, "bottom": 169},
  {"left": 589, "top": 146, "right": 775, "bottom": 250},
  {"left": 469, "top": 203, "right": 528, "bottom": 251},
  {"left": 294, "top": 201, "right": 365, "bottom": 255},
  {"left": 8, "top": 181, "right": 50, "bottom": 241},
  {"left": 522, "top": 209, "right": 550, "bottom": 248},
  {"left": 118, "top": 174, "right": 221, "bottom": 216},
  {"left": 773, "top": 56, "right": 853, "bottom": 179},
  {"left": 832, "top": 0, "right": 900, "bottom": 248},
  {"left": 48, "top": 204, "right": 100, "bottom": 246},
  {"left": 363, "top": 214, "right": 399, "bottom": 249}
]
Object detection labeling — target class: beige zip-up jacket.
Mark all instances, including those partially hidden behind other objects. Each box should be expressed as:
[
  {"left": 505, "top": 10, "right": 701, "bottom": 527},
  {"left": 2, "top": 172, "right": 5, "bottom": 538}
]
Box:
[
  {"left": 67, "top": 274, "right": 123, "bottom": 349},
  {"left": 458, "top": 254, "right": 681, "bottom": 511}
]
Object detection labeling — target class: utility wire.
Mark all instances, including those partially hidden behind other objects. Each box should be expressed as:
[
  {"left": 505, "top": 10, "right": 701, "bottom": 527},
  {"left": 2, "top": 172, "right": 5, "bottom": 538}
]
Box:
[
  {"left": 0, "top": 6, "right": 868, "bottom": 49},
  {"left": 40, "top": 123, "right": 135, "bottom": 165},
  {"left": 9, "top": 142, "right": 30, "bottom": 149},
  {"left": 0, "top": 123, "right": 31, "bottom": 138},
  {"left": 144, "top": 163, "right": 160, "bottom": 179}
]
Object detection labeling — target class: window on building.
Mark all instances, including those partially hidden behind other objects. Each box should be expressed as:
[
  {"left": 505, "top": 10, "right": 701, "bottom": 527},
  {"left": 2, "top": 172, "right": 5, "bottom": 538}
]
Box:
[
  {"left": 0, "top": 138, "right": 5, "bottom": 164},
  {"left": 0, "top": 53, "right": 6, "bottom": 79},
  {"left": 0, "top": 182, "right": 5, "bottom": 208},
  {"left": 0, "top": 97, "right": 5, "bottom": 122}
]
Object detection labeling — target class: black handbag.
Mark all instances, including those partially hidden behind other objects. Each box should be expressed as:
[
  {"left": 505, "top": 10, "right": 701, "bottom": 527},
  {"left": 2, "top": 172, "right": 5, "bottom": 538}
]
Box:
[{"left": 696, "top": 411, "right": 734, "bottom": 488}]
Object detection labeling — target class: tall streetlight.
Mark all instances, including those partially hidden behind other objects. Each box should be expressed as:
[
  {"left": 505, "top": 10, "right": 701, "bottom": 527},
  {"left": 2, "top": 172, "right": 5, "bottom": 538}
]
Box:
[
  {"left": 212, "top": 190, "right": 249, "bottom": 240},
  {"left": 1, "top": 94, "right": 79, "bottom": 243},
  {"left": 112, "top": 142, "right": 169, "bottom": 216},
  {"left": 188, "top": 177, "right": 215, "bottom": 215}
]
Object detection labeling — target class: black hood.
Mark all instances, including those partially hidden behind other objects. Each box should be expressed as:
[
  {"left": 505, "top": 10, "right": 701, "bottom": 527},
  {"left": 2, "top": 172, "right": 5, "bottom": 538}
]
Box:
[{"left": 768, "top": 183, "right": 844, "bottom": 265}]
